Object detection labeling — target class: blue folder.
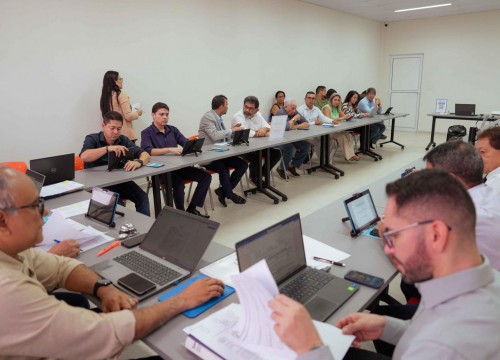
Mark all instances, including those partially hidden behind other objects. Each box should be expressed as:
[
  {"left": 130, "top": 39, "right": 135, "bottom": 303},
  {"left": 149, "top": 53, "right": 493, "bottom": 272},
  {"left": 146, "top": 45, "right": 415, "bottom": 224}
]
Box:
[{"left": 158, "top": 274, "right": 235, "bottom": 318}]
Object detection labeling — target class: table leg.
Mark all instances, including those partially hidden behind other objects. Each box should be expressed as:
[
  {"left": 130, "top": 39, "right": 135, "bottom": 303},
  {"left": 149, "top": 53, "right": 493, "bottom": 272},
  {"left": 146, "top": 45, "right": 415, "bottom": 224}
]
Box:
[
  {"left": 379, "top": 117, "right": 405, "bottom": 149},
  {"left": 243, "top": 149, "right": 284, "bottom": 204},
  {"left": 425, "top": 116, "right": 437, "bottom": 150},
  {"left": 308, "top": 135, "right": 343, "bottom": 178}
]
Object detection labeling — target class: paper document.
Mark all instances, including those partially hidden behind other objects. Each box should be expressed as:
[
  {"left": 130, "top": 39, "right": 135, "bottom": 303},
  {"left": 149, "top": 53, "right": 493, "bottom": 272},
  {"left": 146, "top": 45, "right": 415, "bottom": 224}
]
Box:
[
  {"left": 199, "top": 253, "right": 239, "bottom": 287},
  {"left": 269, "top": 115, "right": 287, "bottom": 140},
  {"left": 132, "top": 103, "right": 141, "bottom": 112},
  {"left": 303, "top": 235, "right": 350, "bottom": 269},
  {"left": 52, "top": 200, "right": 90, "bottom": 218},
  {"left": 40, "top": 181, "right": 84, "bottom": 198}
]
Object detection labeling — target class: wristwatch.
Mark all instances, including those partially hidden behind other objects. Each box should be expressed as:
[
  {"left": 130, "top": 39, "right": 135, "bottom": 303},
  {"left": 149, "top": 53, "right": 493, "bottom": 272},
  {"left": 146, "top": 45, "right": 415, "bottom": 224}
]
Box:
[
  {"left": 135, "top": 159, "right": 144, "bottom": 167},
  {"left": 93, "top": 279, "right": 113, "bottom": 298}
]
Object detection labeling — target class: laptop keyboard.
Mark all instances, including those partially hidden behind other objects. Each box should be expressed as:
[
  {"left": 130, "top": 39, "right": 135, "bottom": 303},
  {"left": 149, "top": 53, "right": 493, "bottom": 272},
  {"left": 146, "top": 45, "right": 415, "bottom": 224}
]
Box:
[
  {"left": 114, "top": 251, "right": 182, "bottom": 286},
  {"left": 281, "top": 268, "right": 332, "bottom": 304}
]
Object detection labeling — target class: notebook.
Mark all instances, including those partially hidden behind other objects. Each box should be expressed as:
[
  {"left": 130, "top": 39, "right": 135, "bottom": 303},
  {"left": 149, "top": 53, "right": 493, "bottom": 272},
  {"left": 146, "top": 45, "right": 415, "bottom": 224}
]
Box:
[
  {"left": 91, "top": 206, "right": 220, "bottom": 301},
  {"left": 343, "top": 189, "right": 380, "bottom": 237},
  {"left": 25, "top": 169, "right": 46, "bottom": 194},
  {"left": 30, "top": 153, "right": 75, "bottom": 186},
  {"left": 235, "top": 214, "right": 358, "bottom": 321},
  {"left": 455, "top": 103, "right": 476, "bottom": 116}
]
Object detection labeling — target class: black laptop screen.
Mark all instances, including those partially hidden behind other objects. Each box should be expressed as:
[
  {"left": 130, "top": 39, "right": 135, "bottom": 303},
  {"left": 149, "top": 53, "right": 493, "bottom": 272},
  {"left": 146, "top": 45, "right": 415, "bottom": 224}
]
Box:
[{"left": 236, "top": 213, "right": 306, "bottom": 285}]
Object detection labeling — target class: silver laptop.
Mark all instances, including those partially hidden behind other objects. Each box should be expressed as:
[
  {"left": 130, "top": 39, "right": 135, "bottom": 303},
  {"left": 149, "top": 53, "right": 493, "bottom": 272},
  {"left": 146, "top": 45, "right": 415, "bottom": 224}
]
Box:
[
  {"left": 92, "top": 206, "right": 219, "bottom": 301},
  {"left": 235, "top": 213, "right": 358, "bottom": 321},
  {"left": 366, "top": 106, "right": 378, "bottom": 118},
  {"left": 25, "top": 169, "right": 46, "bottom": 194}
]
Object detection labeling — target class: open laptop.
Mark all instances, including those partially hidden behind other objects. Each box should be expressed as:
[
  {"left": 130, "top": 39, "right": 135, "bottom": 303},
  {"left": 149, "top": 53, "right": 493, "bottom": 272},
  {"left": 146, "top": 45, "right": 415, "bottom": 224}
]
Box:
[
  {"left": 107, "top": 148, "right": 134, "bottom": 171},
  {"left": 231, "top": 128, "right": 250, "bottom": 146},
  {"left": 235, "top": 213, "right": 358, "bottom": 321},
  {"left": 344, "top": 189, "right": 380, "bottom": 238},
  {"left": 366, "top": 107, "right": 378, "bottom": 118},
  {"left": 182, "top": 137, "right": 204, "bottom": 156},
  {"left": 25, "top": 169, "right": 46, "bottom": 194},
  {"left": 30, "top": 153, "right": 75, "bottom": 186},
  {"left": 455, "top": 104, "right": 476, "bottom": 116},
  {"left": 91, "top": 206, "right": 219, "bottom": 301}
]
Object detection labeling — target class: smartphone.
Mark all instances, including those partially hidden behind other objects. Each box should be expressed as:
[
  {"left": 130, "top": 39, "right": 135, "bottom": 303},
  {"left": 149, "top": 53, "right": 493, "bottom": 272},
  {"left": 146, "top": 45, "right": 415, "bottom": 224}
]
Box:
[
  {"left": 117, "top": 273, "right": 156, "bottom": 296},
  {"left": 344, "top": 270, "right": 384, "bottom": 289},
  {"left": 121, "top": 234, "right": 146, "bottom": 248}
]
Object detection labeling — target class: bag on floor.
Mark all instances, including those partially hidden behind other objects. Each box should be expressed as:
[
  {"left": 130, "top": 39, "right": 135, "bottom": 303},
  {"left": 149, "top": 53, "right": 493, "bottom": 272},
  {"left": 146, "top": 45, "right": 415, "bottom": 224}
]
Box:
[{"left": 446, "top": 125, "right": 467, "bottom": 142}]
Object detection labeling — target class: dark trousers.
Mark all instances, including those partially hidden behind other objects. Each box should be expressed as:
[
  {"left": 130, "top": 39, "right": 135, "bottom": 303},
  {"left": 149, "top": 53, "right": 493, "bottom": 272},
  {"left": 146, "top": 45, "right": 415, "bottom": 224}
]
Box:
[
  {"left": 241, "top": 148, "right": 281, "bottom": 179},
  {"left": 106, "top": 181, "right": 150, "bottom": 216},
  {"left": 204, "top": 156, "right": 248, "bottom": 197},
  {"left": 53, "top": 292, "right": 90, "bottom": 309},
  {"left": 161, "top": 167, "right": 211, "bottom": 210},
  {"left": 370, "top": 122, "right": 386, "bottom": 144}
]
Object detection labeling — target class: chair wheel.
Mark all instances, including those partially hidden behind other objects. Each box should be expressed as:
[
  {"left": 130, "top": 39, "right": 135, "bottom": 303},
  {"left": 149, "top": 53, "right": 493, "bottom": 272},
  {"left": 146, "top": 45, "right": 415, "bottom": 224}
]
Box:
[
  {"left": 379, "top": 144, "right": 383, "bottom": 147},
  {"left": 282, "top": 196, "right": 288, "bottom": 201},
  {"left": 335, "top": 175, "right": 339, "bottom": 179},
  {"left": 307, "top": 170, "right": 312, "bottom": 174},
  {"left": 273, "top": 199, "right": 279, "bottom": 204},
  {"left": 402, "top": 146, "right": 405, "bottom": 150},
  {"left": 374, "top": 158, "right": 379, "bottom": 162},
  {"left": 251, "top": 190, "right": 256, "bottom": 194}
]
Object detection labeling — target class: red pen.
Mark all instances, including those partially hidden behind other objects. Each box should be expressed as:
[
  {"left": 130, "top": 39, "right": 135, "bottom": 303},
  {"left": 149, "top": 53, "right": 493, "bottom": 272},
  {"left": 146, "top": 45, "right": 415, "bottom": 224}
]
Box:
[{"left": 97, "top": 241, "right": 120, "bottom": 257}]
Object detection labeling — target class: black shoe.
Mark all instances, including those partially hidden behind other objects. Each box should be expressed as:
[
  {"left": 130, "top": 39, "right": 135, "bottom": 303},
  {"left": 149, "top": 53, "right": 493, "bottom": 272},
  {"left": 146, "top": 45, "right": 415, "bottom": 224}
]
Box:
[
  {"left": 370, "top": 143, "right": 375, "bottom": 150},
  {"left": 214, "top": 187, "right": 227, "bottom": 207},
  {"left": 229, "top": 194, "right": 246, "bottom": 204},
  {"left": 380, "top": 134, "right": 387, "bottom": 140},
  {"left": 276, "top": 168, "right": 287, "bottom": 180},
  {"left": 287, "top": 166, "right": 300, "bottom": 177},
  {"left": 186, "top": 208, "right": 210, "bottom": 218}
]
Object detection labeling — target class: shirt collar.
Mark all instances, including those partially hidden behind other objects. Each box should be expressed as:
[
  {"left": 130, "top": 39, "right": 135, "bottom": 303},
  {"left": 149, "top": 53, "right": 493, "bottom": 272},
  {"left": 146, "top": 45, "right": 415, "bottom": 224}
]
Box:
[
  {"left": 98, "top": 131, "right": 122, "bottom": 146},
  {"left": 487, "top": 167, "right": 500, "bottom": 178},
  {"left": 150, "top": 122, "right": 169, "bottom": 135}
]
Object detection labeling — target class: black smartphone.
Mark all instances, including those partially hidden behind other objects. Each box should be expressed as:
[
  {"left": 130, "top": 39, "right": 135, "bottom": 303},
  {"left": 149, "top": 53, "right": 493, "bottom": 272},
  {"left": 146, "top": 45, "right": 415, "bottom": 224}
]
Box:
[
  {"left": 117, "top": 273, "right": 156, "bottom": 296},
  {"left": 344, "top": 270, "right": 384, "bottom": 289},
  {"left": 121, "top": 234, "right": 146, "bottom": 248}
]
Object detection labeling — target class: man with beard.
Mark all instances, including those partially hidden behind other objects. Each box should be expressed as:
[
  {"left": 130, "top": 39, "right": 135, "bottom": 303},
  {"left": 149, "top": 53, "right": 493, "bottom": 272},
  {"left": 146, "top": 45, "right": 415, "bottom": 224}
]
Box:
[{"left": 268, "top": 169, "right": 500, "bottom": 359}]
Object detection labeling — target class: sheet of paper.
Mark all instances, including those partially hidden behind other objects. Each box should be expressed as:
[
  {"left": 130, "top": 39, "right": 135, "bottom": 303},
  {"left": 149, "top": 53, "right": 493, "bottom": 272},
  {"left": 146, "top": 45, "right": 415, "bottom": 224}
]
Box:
[
  {"left": 199, "top": 252, "right": 239, "bottom": 287},
  {"left": 269, "top": 115, "right": 287, "bottom": 140},
  {"left": 52, "top": 200, "right": 90, "bottom": 218},
  {"left": 40, "top": 181, "right": 84, "bottom": 198},
  {"left": 132, "top": 102, "right": 141, "bottom": 112},
  {"left": 303, "top": 234, "right": 350, "bottom": 269},
  {"left": 91, "top": 187, "right": 113, "bottom": 205}
]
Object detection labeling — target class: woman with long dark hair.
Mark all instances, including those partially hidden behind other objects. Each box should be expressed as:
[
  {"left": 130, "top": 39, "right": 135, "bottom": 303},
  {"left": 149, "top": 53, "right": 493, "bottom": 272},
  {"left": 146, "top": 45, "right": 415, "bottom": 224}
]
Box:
[{"left": 100, "top": 70, "right": 143, "bottom": 141}]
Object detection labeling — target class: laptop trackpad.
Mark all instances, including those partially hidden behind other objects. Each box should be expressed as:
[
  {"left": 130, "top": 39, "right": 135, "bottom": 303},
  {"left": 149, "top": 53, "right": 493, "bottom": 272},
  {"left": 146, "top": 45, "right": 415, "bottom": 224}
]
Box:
[{"left": 305, "top": 296, "right": 337, "bottom": 321}]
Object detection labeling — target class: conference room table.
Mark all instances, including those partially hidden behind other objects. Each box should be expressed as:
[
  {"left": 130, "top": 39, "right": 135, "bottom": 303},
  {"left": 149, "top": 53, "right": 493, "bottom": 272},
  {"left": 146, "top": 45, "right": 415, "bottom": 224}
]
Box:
[
  {"left": 425, "top": 113, "right": 500, "bottom": 150},
  {"left": 73, "top": 113, "right": 409, "bottom": 216}
]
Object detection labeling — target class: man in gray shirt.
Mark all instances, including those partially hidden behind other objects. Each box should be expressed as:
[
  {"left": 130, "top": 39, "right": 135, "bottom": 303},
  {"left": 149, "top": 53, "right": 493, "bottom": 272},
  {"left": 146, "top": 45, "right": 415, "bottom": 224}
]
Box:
[{"left": 269, "top": 169, "right": 500, "bottom": 359}]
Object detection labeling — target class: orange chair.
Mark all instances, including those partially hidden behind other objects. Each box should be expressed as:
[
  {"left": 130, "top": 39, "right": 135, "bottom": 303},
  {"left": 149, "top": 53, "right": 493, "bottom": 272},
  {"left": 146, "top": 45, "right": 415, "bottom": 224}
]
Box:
[
  {"left": 74, "top": 155, "right": 85, "bottom": 171},
  {"left": 1, "top": 161, "right": 28, "bottom": 173}
]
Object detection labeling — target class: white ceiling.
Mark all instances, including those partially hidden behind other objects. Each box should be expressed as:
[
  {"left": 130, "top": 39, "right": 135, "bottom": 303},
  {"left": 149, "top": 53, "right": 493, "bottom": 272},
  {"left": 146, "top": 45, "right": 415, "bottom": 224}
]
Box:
[{"left": 300, "top": 0, "right": 500, "bottom": 22}]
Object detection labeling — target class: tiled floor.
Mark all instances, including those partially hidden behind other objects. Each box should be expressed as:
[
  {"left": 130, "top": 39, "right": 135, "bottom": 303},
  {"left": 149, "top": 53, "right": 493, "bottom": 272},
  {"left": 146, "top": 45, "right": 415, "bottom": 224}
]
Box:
[{"left": 121, "top": 130, "right": 446, "bottom": 359}]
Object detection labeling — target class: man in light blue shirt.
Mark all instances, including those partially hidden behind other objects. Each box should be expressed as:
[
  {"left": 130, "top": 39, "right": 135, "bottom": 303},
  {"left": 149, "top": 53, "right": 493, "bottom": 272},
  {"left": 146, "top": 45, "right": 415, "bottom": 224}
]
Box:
[{"left": 357, "top": 87, "right": 386, "bottom": 146}]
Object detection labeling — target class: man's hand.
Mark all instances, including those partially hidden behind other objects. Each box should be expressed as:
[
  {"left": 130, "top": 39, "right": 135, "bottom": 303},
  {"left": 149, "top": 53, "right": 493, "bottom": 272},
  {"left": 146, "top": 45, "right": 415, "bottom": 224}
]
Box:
[
  {"left": 124, "top": 160, "right": 142, "bottom": 171},
  {"left": 269, "top": 294, "right": 323, "bottom": 355},
  {"left": 176, "top": 278, "right": 224, "bottom": 310},
  {"left": 256, "top": 128, "right": 268, "bottom": 137},
  {"left": 336, "top": 313, "right": 386, "bottom": 348},
  {"left": 375, "top": 98, "right": 381, "bottom": 107},
  {"left": 97, "top": 285, "right": 139, "bottom": 312},
  {"left": 48, "top": 240, "right": 80, "bottom": 258},
  {"left": 232, "top": 123, "right": 243, "bottom": 132},
  {"left": 108, "top": 145, "right": 128, "bottom": 157},
  {"left": 168, "top": 147, "right": 183, "bottom": 155},
  {"left": 315, "top": 119, "right": 323, "bottom": 125},
  {"left": 297, "top": 121, "right": 309, "bottom": 129}
]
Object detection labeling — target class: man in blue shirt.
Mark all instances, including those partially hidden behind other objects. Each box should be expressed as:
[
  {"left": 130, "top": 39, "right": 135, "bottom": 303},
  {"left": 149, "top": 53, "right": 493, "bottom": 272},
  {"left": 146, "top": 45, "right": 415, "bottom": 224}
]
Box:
[
  {"left": 80, "top": 111, "right": 151, "bottom": 216},
  {"left": 357, "top": 87, "right": 386, "bottom": 146},
  {"left": 141, "top": 102, "right": 211, "bottom": 218}
]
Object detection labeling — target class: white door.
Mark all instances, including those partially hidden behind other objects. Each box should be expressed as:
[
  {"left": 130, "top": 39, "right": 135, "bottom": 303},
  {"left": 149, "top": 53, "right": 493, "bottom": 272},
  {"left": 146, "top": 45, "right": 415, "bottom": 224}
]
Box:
[{"left": 388, "top": 54, "right": 423, "bottom": 132}]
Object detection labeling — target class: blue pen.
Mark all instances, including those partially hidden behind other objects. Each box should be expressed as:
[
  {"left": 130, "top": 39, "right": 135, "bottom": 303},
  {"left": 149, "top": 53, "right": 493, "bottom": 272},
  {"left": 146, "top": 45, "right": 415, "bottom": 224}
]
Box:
[{"left": 54, "top": 239, "right": 61, "bottom": 243}]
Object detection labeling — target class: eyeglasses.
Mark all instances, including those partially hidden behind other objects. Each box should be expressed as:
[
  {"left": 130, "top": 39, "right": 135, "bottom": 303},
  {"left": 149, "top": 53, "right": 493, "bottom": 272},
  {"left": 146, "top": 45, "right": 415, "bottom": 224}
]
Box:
[
  {"left": 381, "top": 220, "right": 451, "bottom": 248},
  {"left": 0, "top": 198, "right": 45, "bottom": 217}
]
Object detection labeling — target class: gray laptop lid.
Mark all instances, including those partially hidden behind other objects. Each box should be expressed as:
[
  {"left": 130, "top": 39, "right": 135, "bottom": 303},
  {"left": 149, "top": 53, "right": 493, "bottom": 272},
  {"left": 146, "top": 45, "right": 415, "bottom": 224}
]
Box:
[
  {"left": 25, "top": 169, "right": 46, "bottom": 194},
  {"left": 30, "top": 153, "right": 75, "bottom": 185}
]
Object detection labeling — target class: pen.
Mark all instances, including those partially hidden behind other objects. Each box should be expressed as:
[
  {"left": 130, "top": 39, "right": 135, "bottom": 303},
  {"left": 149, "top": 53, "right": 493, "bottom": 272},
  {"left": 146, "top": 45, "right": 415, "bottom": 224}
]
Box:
[
  {"left": 54, "top": 239, "right": 61, "bottom": 243},
  {"left": 313, "top": 256, "right": 346, "bottom": 267},
  {"left": 97, "top": 241, "right": 120, "bottom": 257}
]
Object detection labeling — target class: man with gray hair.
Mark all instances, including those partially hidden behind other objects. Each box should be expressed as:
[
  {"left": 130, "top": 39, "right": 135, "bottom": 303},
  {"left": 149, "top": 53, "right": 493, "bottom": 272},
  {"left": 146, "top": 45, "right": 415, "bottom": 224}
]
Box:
[{"left": 274, "top": 98, "right": 311, "bottom": 179}]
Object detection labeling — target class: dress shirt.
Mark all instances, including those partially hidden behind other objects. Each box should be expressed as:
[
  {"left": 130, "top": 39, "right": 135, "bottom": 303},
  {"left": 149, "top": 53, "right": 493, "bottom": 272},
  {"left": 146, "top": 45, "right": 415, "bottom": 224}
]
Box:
[
  {"left": 140, "top": 123, "right": 187, "bottom": 155},
  {"left": 297, "top": 104, "right": 332, "bottom": 124},
  {"left": 275, "top": 108, "right": 307, "bottom": 131},
  {"left": 357, "top": 97, "right": 382, "bottom": 115},
  {"left": 80, "top": 132, "right": 145, "bottom": 168},
  {"left": 231, "top": 110, "right": 270, "bottom": 138},
  {"left": 485, "top": 166, "right": 500, "bottom": 192},
  {"left": 381, "top": 257, "right": 500, "bottom": 359},
  {"left": 468, "top": 184, "right": 500, "bottom": 270},
  {"left": 0, "top": 249, "right": 135, "bottom": 359}
]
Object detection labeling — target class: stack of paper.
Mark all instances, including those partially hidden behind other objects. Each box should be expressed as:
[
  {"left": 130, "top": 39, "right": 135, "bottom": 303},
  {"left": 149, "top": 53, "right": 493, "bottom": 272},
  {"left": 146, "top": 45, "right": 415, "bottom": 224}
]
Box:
[{"left": 40, "top": 180, "right": 84, "bottom": 198}]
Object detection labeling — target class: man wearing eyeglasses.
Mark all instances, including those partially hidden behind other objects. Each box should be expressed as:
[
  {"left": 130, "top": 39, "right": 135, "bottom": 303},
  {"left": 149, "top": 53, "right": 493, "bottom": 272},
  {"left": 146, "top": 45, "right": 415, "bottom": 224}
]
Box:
[
  {"left": 268, "top": 169, "right": 500, "bottom": 359},
  {"left": 0, "top": 166, "right": 224, "bottom": 358}
]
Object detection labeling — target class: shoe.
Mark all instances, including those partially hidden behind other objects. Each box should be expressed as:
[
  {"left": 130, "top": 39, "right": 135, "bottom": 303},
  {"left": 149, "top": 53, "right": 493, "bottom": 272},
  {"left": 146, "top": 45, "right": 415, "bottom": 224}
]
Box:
[
  {"left": 370, "top": 143, "right": 375, "bottom": 150},
  {"left": 348, "top": 155, "right": 361, "bottom": 161},
  {"left": 229, "top": 194, "right": 246, "bottom": 204},
  {"left": 287, "top": 166, "right": 300, "bottom": 177},
  {"left": 214, "top": 187, "right": 227, "bottom": 207},
  {"left": 276, "top": 168, "right": 287, "bottom": 180},
  {"left": 186, "top": 208, "right": 210, "bottom": 219},
  {"left": 380, "top": 134, "right": 387, "bottom": 140}
]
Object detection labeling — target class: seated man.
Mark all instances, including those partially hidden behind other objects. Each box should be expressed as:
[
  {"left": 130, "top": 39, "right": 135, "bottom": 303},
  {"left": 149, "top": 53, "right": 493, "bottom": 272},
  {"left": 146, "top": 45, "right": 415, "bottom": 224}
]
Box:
[
  {"left": 476, "top": 127, "right": 500, "bottom": 190},
  {"left": 313, "top": 85, "right": 328, "bottom": 110},
  {"left": 232, "top": 96, "right": 281, "bottom": 185},
  {"left": 357, "top": 87, "right": 386, "bottom": 145},
  {"left": 198, "top": 95, "right": 248, "bottom": 207},
  {"left": 274, "top": 98, "right": 311, "bottom": 179},
  {"left": 141, "top": 102, "right": 211, "bottom": 218},
  {"left": 269, "top": 169, "right": 500, "bottom": 359},
  {"left": 80, "top": 111, "right": 151, "bottom": 216},
  {"left": 0, "top": 166, "right": 224, "bottom": 358}
]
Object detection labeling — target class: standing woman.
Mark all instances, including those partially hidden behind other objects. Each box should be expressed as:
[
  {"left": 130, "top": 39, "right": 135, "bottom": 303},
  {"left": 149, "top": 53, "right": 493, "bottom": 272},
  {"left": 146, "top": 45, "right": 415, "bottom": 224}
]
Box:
[
  {"left": 269, "top": 90, "right": 286, "bottom": 119},
  {"left": 100, "top": 70, "right": 143, "bottom": 142}
]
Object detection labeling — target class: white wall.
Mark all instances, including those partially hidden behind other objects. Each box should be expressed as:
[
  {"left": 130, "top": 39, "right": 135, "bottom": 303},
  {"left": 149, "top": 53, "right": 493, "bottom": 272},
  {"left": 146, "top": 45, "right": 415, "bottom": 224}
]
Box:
[
  {"left": 0, "top": 0, "right": 380, "bottom": 163},
  {"left": 379, "top": 10, "right": 500, "bottom": 133}
]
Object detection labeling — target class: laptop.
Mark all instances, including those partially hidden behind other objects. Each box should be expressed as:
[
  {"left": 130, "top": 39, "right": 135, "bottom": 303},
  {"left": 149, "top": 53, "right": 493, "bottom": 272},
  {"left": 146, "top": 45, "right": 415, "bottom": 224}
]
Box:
[
  {"left": 344, "top": 189, "right": 380, "bottom": 238},
  {"left": 30, "top": 153, "right": 75, "bottom": 186},
  {"left": 25, "top": 169, "right": 46, "bottom": 194},
  {"left": 182, "top": 137, "right": 205, "bottom": 156},
  {"left": 91, "top": 206, "right": 219, "bottom": 301},
  {"left": 235, "top": 213, "right": 358, "bottom": 321},
  {"left": 455, "top": 104, "right": 476, "bottom": 116},
  {"left": 231, "top": 128, "right": 250, "bottom": 146},
  {"left": 366, "top": 107, "right": 378, "bottom": 118},
  {"left": 107, "top": 148, "right": 134, "bottom": 171}
]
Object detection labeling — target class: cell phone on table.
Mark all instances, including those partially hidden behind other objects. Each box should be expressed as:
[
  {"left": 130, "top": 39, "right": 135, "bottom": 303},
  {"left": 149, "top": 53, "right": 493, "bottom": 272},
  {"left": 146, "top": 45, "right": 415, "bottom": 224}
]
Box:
[
  {"left": 344, "top": 270, "right": 384, "bottom": 289},
  {"left": 117, "top": 273, "right": 156, "bottom": 296}
]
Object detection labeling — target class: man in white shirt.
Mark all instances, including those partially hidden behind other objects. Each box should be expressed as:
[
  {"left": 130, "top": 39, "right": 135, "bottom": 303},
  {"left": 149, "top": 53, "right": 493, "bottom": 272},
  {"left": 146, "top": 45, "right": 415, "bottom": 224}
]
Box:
[
  {"left": 476, "top": 127, "right": 500, "bottom": 191},
  {"left": 232, "top": 96, "right": 281, "bottom": 184}
]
